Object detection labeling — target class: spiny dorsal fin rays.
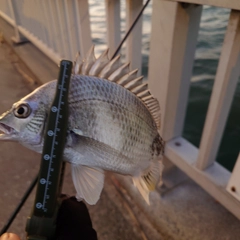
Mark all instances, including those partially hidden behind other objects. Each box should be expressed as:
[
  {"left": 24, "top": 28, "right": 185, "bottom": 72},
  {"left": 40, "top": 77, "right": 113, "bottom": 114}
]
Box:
[
  {"left": 148, "top": 104, "right": 160, "bottom": 112},
  {"left": 137, "top": 89, "right": 151, "bottom": 98},
  {"left": 145, "top": 98, "right": 157, "bottom": 105},
  {"left": 142, "top": 95, "right": 154, "bottom": 101},
  {"left": 72, "top": 46, "right": 161, "bottom": 130},
  {"left": 123, "top": 76, "right": 143, "bottom": 90},
  {"left": 81, "top": 45, "right": 96, "bottom": 75},
  {"left": 117, "top": 69, "right": 138, "bottom": 86},
  {"left": 98, "top": 55, "right": 121, "bottom": 79},
  {"left": 131, "top": 83, "right": 148, "bottom": 94},
  {"left": 89, "top": 49, "right": 109, "bottom": 76},
  {"left": 73, "top": 51, "right": 83, "bottom": 75},
  {"left": 108, "top": 63, "right": 130, "bottom": 82},
  {"left": 146, "top": 101, "right": 158, "bottom": 108}
]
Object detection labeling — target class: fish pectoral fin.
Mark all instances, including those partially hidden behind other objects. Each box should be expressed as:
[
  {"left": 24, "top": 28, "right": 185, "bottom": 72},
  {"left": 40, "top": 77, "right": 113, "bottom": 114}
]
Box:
[
  {"left": 133, "top": 160, "right": 163, "bottom": 205},
  {"left": 71, "top": 164, "right": 105, "bottom": 205}
]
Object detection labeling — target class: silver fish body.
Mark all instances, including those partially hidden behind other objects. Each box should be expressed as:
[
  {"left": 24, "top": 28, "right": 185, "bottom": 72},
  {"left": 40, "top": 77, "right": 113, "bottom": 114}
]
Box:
[
  {"left": 66, "top": 75, "right": 162, "bottom": 172},
  {"left": 0, "top": 47, "right": 164, "bottom": 205}
]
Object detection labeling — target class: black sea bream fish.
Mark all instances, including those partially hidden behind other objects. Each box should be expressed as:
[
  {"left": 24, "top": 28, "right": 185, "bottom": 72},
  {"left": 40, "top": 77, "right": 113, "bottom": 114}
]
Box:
[{"left": 0, "top": 47, "right": 164, "bottom": 205}]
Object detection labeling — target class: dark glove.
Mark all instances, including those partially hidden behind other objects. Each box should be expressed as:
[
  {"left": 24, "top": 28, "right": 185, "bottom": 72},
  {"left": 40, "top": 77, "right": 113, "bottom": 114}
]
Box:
[{"left": 55, "top": 196, "right": 98, "bottom": 240}]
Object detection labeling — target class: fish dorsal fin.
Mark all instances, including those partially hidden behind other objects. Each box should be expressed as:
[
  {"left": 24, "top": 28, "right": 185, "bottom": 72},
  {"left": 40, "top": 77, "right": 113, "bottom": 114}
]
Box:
[{"left": 73, "top": 46, "right": 161, "bottom": 130}]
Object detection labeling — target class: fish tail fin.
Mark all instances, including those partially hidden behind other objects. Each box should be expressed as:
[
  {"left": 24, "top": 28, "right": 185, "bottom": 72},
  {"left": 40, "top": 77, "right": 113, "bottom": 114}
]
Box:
[{"left": 133, "top": 159, "right": 163, "bottom": 205}]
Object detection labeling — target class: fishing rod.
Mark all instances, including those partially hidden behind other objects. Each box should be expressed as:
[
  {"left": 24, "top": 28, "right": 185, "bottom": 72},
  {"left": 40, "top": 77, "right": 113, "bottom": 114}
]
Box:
[
  {"left": 0, "top": 176, "right": 38, "bottom": 235},
  {"left": 111, "top": 0, "right": 151, "bottom": 60},
  {"left": 0, "top": 0, "right": 151, "bottom": 237}
]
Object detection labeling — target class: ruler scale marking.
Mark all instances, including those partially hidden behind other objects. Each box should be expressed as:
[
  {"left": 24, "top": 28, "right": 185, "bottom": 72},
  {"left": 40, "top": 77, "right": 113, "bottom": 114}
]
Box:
[
  {"left": 32, "top": 60, "right": 72, "bottom": 217},
  {"left": 42, "top": 62, "right": 68, "bottom": 210}
]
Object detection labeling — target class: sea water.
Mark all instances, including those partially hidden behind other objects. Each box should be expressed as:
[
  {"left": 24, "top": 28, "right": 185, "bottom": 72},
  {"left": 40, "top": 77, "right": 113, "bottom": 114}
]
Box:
[
  {"left": 89, "top": 1, "right": 239, "bottom": 171},
  {"left": 184, "top": 6, "right": 239, "bottom": 171}
]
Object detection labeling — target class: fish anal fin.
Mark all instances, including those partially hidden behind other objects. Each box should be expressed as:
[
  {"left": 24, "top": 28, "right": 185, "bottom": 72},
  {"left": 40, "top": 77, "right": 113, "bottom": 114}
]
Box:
[
  {"left": 133, "top": 160, "right": 163, "bottom": 205},
  {"left": 133, "top": 177, "right": 150, "bottom": 205},
  {"left": 71, "top": 164, "right": 104, "bottom": 205}
]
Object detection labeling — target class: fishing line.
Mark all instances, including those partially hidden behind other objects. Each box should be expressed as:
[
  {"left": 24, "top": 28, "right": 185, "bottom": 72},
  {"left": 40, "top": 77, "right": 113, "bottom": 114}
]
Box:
[
  {"left": 0, "top": 175, "right": 38, "bottom": 235},
  {"left": 111, "top": 0, "right": 151, "bottom": 60},
  {"left": 1, "top": 0, "right": 151, "bottom": 233}
]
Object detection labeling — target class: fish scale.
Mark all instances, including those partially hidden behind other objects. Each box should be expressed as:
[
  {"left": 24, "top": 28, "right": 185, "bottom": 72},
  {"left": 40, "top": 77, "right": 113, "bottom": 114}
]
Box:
[
  {"left": 68, "top": 77, "right": 155, "bottom": 147},
  {"left": 0, "top": 47, "right": 164, "bottom": 205},
  {"left": 65, "top": 80, "right": 156, "bottom": 183}
]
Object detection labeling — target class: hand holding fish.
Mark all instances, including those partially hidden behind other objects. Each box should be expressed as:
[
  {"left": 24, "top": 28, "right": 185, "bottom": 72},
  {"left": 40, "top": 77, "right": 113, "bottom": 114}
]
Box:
[
  {"left": 0, "top": 233, "right": 20, "bottom": 240},
  {"left": 0, "top": 196, "right": 97, "bottom": 240},
  {"left": 0, "top": 46, "right": 164, "bottom": 205}
]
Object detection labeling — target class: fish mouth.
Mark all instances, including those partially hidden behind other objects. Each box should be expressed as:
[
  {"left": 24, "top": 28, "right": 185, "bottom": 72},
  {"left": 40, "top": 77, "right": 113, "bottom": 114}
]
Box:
[{"left": 0, "top": 123, "right": 16, "bottom": 140}]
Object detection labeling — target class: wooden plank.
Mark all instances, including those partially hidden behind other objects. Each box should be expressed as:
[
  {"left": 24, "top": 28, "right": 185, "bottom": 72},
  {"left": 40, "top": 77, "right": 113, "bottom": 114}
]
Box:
[
  {"left": 148, "top": 1, "right": 202, "bottom": 141},
  {"left": 7, "top": 0, "right": 22, "bottom": 43},
  {"left": 48, "top": 1, "right": 62, "bottom": 55},
  {"left": 74, "top": 0, "right": 92, "bottom": 57},
  {"left": 63, "top": 1, "right": 76, "bottom": 61},
  {"left": 165, "top": 137, "right": 240, "bottom": 220},
  {"left": 105, "top": 0, "right": 121, "bottom": 57},
  {"left": 126, "top": 0, "right": 143, "bottom": 73},
  {"left": 36, "top": 0, "right": 48, "bottom": 49},
  {"left": 227, "top": 153, "right": 240, "bottom": 201},
  {"left": 165, "top": 0, "right": 240, "bottom": 10},
  {"left": 63, "top": 1, "right": 76, "bottom": 60},
  {"left": 56, "top": 1, "right": 68, "bottom": 59},
  {"left": 196, "top": 10, "right": 240, "bottom": 170},
  {"left": 18, "top": 25, "right": 61, "bottom": 64},
  {"left": 42, "top": 1, "right": 55, "bottom": 50}
]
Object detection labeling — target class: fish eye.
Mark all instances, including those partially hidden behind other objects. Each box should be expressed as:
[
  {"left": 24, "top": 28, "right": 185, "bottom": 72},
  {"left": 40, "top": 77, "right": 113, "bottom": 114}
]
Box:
[{"left": 14, "top": 104, "right": 31, "bottom": 118}]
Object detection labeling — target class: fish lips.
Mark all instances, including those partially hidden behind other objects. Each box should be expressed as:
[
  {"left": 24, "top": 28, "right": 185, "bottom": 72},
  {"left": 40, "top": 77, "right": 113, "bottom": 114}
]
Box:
[{"left": 0, "top": 123, "right": 18, "bottom": 140}]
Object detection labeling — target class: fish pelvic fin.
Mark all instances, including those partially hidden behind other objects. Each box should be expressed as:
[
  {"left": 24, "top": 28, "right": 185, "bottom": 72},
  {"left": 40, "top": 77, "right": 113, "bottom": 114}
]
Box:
[
  {"left": 133, "top": 160, "right": 163, "bottom": 205},
  {"left": 72, "top": 45, "right": 161, "bottom": 130},
  {"left": 71, "top": 164, "right": 104, "bottom": 205}
]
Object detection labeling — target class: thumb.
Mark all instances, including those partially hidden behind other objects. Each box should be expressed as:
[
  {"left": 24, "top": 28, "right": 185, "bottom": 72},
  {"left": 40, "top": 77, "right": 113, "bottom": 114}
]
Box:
[{"left": 0, "top": 233, "right": 21, "bottom": 240}]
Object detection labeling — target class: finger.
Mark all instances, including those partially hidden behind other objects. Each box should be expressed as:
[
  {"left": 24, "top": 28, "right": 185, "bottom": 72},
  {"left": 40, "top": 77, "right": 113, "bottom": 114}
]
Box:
[{"left": 0, "top": 233, "right": 21, "bottom": 240}]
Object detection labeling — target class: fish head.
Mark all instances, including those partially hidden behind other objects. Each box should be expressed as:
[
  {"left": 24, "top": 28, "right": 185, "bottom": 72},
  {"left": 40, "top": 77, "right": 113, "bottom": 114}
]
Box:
[{"left": 0, "top": 81, "right": 56, "bottom": 151}]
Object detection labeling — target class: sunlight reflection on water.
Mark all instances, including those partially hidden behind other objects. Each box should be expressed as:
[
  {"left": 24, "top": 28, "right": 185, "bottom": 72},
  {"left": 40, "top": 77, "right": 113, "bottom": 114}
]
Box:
[{"left": 89, "top": 2, "right": 230, "bottom": 82}]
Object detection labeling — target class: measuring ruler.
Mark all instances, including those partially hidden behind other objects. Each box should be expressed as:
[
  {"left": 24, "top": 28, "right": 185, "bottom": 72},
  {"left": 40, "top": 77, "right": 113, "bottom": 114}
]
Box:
[
  {"left": 33, "top": 60, "right": 72, "bottom": 217},
  {"left": 26, "top": 60, "right": 72, "bottom": 239}
]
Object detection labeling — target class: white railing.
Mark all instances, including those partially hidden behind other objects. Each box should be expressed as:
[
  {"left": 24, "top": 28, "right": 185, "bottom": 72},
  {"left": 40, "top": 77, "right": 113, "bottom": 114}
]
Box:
[
  {"left": 149, "top": 0, "right": 240, "bottom": 219},
  {"left": 0, "top": 0, "right": 144, "bottom": 72},
  {"left": 0, "top": 0, "right": 239, "bottom": 219}
]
